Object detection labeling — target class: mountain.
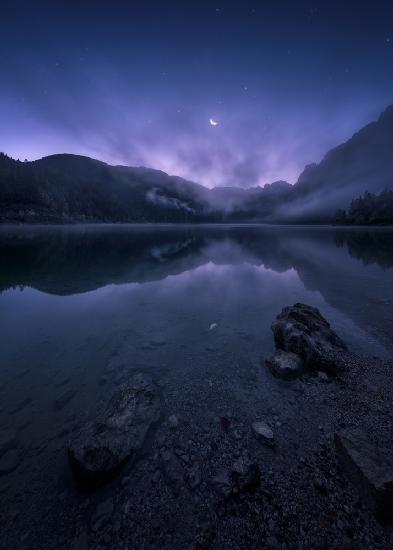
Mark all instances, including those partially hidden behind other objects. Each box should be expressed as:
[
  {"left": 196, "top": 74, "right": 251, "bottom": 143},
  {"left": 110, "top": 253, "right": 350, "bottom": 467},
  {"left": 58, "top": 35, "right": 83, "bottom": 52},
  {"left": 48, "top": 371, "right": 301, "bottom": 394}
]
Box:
[
  {"left": 273, "top": 105, "right": 393, "bottom": 222},
  {"left": 1, "top": 105, "right": 393, "bottom": 224},
  {"left": 0, "top": 153, "right": 213, "bottom": 223},
  {"left": 0, "top": 152, "right": 290, "bottom": 223}
]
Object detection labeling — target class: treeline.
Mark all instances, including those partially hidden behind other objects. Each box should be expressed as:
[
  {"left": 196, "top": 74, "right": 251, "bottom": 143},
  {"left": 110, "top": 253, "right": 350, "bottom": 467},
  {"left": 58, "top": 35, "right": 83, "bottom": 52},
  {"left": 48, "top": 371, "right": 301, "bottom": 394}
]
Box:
[{"left": 335, "top": 190, "right": 393, "bottom": 225}]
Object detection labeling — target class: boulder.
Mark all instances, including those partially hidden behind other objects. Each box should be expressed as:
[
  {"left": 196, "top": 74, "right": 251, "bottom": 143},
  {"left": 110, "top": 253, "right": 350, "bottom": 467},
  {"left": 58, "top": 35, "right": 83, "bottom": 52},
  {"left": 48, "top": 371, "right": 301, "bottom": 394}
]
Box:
[
  {"left": 68, "top": 373, "right": 160, "bottom": 489},
  {"left": 271, "top": 303, "right": 346, "bottom": 373},
  {"left": 265, "top": 350, "right": 304, "bottom": 379},
  {"left": 335, "top": 428, "right": 393, "bottom": 523}
]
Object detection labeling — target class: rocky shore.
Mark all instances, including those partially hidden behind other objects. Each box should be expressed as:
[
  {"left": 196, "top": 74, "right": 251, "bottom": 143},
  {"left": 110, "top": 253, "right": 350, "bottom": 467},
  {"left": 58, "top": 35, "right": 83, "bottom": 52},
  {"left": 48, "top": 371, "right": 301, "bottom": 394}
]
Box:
[{"left": 2, "top": 304, "right": 393, "bottom": 549}]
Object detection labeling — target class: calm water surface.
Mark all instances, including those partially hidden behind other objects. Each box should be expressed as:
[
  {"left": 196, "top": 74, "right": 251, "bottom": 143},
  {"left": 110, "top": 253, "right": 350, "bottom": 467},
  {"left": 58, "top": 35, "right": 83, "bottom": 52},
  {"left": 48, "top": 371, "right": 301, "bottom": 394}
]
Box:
[{"left": 1, "top": 224, "right": 393, "bottom": 529}]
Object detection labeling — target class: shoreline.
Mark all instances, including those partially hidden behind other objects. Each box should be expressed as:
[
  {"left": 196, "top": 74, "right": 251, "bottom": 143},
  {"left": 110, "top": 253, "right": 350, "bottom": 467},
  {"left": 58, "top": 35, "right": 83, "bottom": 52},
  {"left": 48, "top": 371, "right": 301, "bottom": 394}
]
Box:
[{"left": 1, "top": 303, "right": 392, "bottom": 548}]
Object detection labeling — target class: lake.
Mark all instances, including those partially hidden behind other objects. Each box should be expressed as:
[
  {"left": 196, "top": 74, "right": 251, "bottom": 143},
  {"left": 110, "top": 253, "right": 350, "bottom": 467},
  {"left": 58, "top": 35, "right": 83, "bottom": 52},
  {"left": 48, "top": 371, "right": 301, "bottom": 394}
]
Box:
[{"left": 1, "top": 224, "right": 393, "bottom": 547}]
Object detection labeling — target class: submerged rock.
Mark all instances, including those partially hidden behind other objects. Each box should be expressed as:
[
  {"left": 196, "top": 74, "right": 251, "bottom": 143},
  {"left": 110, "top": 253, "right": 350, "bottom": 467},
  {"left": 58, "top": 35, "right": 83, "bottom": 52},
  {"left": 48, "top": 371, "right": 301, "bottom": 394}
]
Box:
[
  {"left": 68, "top": 373, "right": 160, "bottom": 489},
  {"left": 271, "top": 303, "right": 347, "bottom": 373},
  {"left": 335, "top": 428, "right": 393, "bottom": 523},
  {"left": 265, "top": 350, "right": 304, "bottom": 379}
]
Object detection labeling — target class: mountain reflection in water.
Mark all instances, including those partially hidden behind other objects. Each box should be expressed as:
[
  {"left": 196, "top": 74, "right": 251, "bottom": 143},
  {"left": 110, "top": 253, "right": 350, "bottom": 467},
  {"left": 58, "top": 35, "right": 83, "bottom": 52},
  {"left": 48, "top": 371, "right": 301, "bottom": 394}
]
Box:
[{"left": 1, "top": 224, "right": 393, "bottom": 355}]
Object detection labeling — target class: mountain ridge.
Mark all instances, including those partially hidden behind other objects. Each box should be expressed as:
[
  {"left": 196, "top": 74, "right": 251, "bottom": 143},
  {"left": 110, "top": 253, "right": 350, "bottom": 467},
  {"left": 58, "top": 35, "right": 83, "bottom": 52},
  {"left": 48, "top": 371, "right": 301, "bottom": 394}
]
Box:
[{"left": 1, "top": 104, "right": 393, "bottom": 224}]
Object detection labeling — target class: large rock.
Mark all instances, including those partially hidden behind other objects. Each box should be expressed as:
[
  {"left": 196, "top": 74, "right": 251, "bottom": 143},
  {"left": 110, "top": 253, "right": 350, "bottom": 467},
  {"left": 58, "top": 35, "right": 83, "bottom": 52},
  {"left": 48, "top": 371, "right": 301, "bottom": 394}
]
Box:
[
  {"left": 265, "top": 350, "right": 304, "bottom": 379},
  {"left": 335, "top": 428, "right": 393, "bottom": 523},
  {"left": 68, "top": 373, "right": 160, "bottom": 489},
  {"left": 271, "top": 303, "right": 346, "bottom": 373}
]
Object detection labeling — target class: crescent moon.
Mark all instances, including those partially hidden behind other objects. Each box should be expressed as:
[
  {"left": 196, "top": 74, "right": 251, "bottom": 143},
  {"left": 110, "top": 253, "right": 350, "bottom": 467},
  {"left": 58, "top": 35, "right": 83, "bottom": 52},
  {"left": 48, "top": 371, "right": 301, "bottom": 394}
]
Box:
[{"left": 209, "top": 118, "right": 218, "bottom": 126}]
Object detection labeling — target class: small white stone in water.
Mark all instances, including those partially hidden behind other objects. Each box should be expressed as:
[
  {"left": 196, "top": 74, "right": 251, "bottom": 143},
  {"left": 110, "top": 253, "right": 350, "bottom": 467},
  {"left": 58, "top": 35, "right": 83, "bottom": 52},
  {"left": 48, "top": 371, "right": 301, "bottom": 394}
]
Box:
[
  {"left": 252, "top": 421, "right": 274, "bottom": 444},
  {"left": 209, "top": 323, "right": 218, "bottom": 330}
]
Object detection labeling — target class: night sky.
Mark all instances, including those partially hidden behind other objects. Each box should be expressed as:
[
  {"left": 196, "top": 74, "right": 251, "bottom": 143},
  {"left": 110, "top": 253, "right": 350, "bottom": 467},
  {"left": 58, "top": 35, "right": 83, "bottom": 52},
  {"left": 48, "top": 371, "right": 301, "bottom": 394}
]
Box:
[{"left": 1, "top": 1, "right": 393, "bottom": 188}]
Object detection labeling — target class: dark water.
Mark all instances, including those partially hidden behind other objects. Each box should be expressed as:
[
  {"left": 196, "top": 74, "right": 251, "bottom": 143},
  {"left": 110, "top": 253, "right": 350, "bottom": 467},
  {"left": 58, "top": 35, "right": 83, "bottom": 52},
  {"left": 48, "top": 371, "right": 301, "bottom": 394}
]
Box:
[{"left": 1, "top": 224, "right": 393, "bottom": 536}]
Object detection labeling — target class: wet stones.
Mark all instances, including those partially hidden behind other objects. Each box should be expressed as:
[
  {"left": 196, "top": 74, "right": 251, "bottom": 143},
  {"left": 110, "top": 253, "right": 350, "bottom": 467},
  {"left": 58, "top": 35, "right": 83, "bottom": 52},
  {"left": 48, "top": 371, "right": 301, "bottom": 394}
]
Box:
[
  {"left": 265, "top": 350, "right": 304, "bottom": 380},
  {"left": 267, "top": 303, "right": 347, "bottom": 376},
  {"left": 68, "top": 373, "right": 160, "bottom": 489},
  {"left": 335, "top": 428, "right": 393, "bottom": 523}
]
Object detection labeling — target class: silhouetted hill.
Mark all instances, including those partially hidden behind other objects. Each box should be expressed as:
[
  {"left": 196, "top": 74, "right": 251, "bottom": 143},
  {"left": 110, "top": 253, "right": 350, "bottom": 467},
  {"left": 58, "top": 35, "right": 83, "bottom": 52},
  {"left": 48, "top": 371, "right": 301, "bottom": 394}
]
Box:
[
  {"left": 0, "top": 153, "right": 213, "bottom": 223},
  {"left": 0, "top": 152, "right": 290, "bottom": 223}
]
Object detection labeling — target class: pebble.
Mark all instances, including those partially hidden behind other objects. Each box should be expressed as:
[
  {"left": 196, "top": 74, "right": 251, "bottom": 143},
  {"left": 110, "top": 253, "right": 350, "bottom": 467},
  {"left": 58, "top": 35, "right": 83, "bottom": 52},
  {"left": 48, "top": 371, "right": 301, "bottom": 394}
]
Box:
[{"left": 252, "top": 421, "right": 274, "bottom": 445}]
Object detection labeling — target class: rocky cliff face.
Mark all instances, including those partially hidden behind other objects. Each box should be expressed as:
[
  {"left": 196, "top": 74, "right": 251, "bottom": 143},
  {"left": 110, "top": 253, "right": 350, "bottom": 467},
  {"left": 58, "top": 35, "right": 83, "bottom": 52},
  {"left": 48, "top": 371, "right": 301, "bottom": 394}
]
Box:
[{"left": 273, "top": 106, "right": 393, "bottom": 222}]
